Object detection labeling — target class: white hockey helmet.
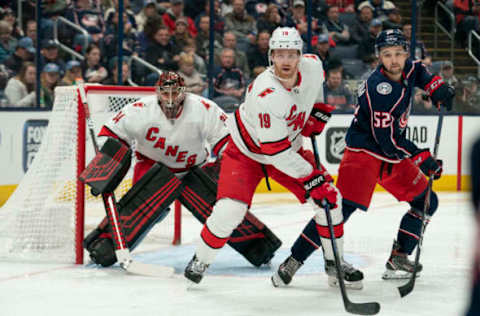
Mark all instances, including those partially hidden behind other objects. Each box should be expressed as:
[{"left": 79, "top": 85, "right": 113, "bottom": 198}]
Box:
[{"left": 268, "top": 27, "right": 303, "bottom": 65}]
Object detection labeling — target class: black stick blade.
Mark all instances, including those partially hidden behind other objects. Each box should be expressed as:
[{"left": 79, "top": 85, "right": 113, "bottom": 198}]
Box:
[
  {"left": 346, "top": 301, "right": 381, "bottom": 315},
  {"left": 398, "top": 277, "right": 415, "bottom": 297}
]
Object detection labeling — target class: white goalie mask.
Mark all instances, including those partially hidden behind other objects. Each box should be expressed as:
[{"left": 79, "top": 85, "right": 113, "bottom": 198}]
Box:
[{"left": 156, "top": 71, "right": 186, "bottom": 120}]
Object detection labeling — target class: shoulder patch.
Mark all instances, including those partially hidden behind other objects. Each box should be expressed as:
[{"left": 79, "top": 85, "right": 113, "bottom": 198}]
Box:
[
  {"left": 200, "top": 100, "right": 211, "bottom": 110},
  {"left": 132, "top": 101, "right": 144, "bottom": 108},
  {"left": 303, "top": 54, "right": 319, "bottom": 61},
  {"left": 357, "top": 81, "right": 366, "bottom": 97},
  {"left": 258, "top": 87, "right": 275, "bottom": 98},
  {"left": 376, "top": 82, "right": 392, "bottom": 95}
]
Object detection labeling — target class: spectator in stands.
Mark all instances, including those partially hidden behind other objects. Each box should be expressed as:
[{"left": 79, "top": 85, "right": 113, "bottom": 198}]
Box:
[
  {"left": 224, "top": 0, "right": 257, "bottom": 52},
  {"left": 382, "top": 3, "right": 402, "bottom": 30},
  {"left": 4, "top": 37, "right": 34, "bottom": 76},
  {"left": 104, "top": 11, "right": 140, "bottom": 61},
  {"left": 105, "top": 0, "right": 138, "bottom": 32},
  {"left": 358, "top": 18, "right": 382, "bottom": 61},
  {"left": 146, "top": 26, "right": 181, "bottom": 71},
  {"left": 213, "top": 48, "right": 246, "bottom": 109},
  {"left": 313, "top": 34, "right": 332, "bottom": 71},
  {"left": 39, "top": 39, "right": 66, "bottom": 75},
  {"left": 247, "top": 30, "right": 270, "bottom": 78},
  {"left": 195, "top": 0, "right": 225, "bottom": 36},
  {"left": 412, "top": 88, "right": 436, "bottom": 114},
  {"left": 357, "top": 0, "right": 395, "bottom": 21},
  {"left": 0, "top": 20, "right": 16, "bottom": 63},
  {"left": 163, "top": 0, "right": 197, "bottom": 37},
  {"left": 360, "top": 54, "right": 378, "bottom": 81},
  {"left": 454, "top": 76, "right": 480, "bottom": 114},
  {"left": 81, "top": 43, "right": 108, "bottom": 83},
  {"left": 172, "top": 17, "right": 193, "bottom": 51},
  {"left": 402, "top": 23, "right": 428, "bottom": 60},
  {"left": 103, "top": 57, "right": 131, "bottom": 85},
  {"left": 454, "top": 0, "right": 480, "bottom": 47},
  {"left": 321, "top": 5, "right": 351, "bottom": 45},
  {"left": 183, "top": 38, "right": 207, "bottom": 75},
  {"left": 138, "top": 15, "right": 164, "bottom": 54},
  {"left": 324, "top": 66, "right": 355, "bottom": 112},
  {"left": 423, "top": 55, "right": 434, "bottom": 72},
  {"left": 40, "top": 63, "right": 60, "bottom": 108},
  {"left": 195, "top": 15, "right": 222, "bottom": 60},
  {"left": 135, "top": 0, "right": 161, "bottom": 33},
  {"left": 58, "top": 60, "right": 84, "bottom": 86},
  {"left": 215, "top": 31, "right": 250, "bottom": 80},
  {"left": 286, "top": 0, "right": 319, "bottom": 40},
  {"left": 326, "top": 0, "right": 355, "bottom": 13},
  {"left": 24, "top": 20, "right": 37, "bottom": 47},
  {"left": 350, "top": 1, "right": 374, "bottom": 44},
  {"left": 0, "top": 7, "right": 22, "bottom": 39},
  {"left": 66, "top": 0, "right": 105, "bottom": 34},
  {"left": 4, "top": 61, "right": 36, "bottom": 107},
  {"left": 257, "top": 3, "right": 284, "bottom": 34},
  {"left": 178, "top": 52, "right": 207, "bottom": 95},
  {"left": 440, "top": 60, "right": 458, "bottom": 87}
]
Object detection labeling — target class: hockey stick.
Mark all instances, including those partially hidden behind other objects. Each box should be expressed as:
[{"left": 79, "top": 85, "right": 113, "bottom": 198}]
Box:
[
  {"left": 398, "top": 107, "right": 445, "bottom": 297},
  {"left": 78, "top": 83, "right": 174, "bottom": 277},
  {"left": 310, "top": 136, "right": 380, "bottom": 315}
]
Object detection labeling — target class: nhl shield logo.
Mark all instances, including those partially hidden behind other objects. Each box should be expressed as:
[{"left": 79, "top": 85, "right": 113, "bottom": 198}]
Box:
[
  {"left": 326, "top": 127, "right": 348, "bottom": 164},
  {"left": 376, "top": 82, "right": 392, "bottom": 95}
]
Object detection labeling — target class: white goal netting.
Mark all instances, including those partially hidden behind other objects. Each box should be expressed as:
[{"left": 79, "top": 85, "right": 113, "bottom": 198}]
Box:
[{"left": 0, "top": 85, "right": 178, "bottom": 263}]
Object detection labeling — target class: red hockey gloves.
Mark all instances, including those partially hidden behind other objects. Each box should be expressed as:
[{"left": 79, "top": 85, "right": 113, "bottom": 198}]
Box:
[
  {"left": 412, "top": 149, "right": 443, "bottom": 180},
  {"left": 301, "top": 103, "right": 336, "bottom": 137},
  {"left": 300, "top": 170, "right": 338, "bottom": 208},
  {"left": 426, "top": 76, "right": 455, "bottom": 111}
]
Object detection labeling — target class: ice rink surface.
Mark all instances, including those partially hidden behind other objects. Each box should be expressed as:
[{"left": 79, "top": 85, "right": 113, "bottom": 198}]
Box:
[{"left": 0, "top": 192, "right": 475, "bottom": 316}]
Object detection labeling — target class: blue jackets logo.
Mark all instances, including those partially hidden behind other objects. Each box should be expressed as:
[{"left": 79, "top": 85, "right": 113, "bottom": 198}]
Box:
[{"left": 23, "top": 119, "right": 49, "bottom": 172}]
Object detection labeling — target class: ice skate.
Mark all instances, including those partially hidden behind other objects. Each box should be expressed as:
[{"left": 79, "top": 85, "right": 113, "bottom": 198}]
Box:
[
  {"left": 325, "top": 258, "right": 364, "bottom": 290},
  {"left": 271, "top": 255, "right": 303, "bottom": 287},
  {"left": 184, "top": 255, "right": 209, "bottom": 284},
  {"left": 382, "top": 240, "right": 422, "bottom": 280}
]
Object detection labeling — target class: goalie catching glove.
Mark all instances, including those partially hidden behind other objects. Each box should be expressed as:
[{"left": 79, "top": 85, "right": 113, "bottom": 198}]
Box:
[
  {"left": 299, "top": 169, "right": 338, "bottom": 209},
  {"left": 412, "top": 149, "right": 443, "bottom": 180},
  {"left": 301, "top": 103, "right": 336, "bottom": 137}
]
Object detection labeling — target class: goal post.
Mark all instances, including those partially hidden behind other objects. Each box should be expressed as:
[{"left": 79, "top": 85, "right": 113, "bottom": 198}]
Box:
[{"left": 0, "top": 85, "right": 181, "bottom": 264}]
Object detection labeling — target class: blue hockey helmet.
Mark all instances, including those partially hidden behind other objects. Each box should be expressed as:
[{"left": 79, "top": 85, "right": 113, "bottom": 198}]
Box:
[{"left": 375, "top": 29, "right": 408, "bottom": 56}]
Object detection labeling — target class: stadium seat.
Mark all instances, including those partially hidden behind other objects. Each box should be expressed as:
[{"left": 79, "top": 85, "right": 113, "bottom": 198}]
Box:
[
  {"left": 331, "top": 44, "right": 359, "bottom": 59},
  {"left": 342, "top": 59, "right": 367, "bottom": 79}
]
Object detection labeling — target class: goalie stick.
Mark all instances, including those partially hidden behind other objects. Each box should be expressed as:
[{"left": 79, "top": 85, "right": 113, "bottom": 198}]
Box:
[
  {"left": 398, "top": 107, "right": 445, "bottom": 297},
  {"left": 78, "top": 83, "right": 173, "bottom": 277},
  {"left": 311, "top": 136, "right": 380, "bottom": 315}
]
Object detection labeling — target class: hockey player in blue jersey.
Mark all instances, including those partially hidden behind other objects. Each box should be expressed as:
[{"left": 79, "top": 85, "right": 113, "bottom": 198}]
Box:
[{"left": 272, "top": 29, "right": 455, "bottom": 287}]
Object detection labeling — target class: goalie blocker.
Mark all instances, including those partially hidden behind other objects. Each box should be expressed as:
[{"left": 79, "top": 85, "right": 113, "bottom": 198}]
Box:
[{"left": 82, "top": 144, "right": 281, "bottom": 267}]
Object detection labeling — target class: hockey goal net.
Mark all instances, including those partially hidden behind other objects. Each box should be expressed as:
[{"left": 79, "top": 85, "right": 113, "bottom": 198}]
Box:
[{"left": 0, "top": 85, "right": 181, "bottom": 264}]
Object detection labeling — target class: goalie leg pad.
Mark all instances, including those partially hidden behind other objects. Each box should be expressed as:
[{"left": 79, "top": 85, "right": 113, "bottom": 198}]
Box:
[
  {"left": 180, "top": 167, "right": 282, "bottom": 267},
  {"left": 79, "top": 137, "right": 132, "bottom": 194},
  {"left": 84, "top": 163, "right": 183, "bottom": 266}
]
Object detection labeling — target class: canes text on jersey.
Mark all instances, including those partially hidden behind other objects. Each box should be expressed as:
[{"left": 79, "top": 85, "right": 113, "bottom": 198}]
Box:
[{"left": 145, "top": 127, "right": 197, "bottom": 166}]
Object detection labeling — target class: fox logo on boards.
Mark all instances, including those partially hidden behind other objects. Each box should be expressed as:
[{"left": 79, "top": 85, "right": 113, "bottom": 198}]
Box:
[{"left": 23, "top": 120, "right": 49, "bottom": 172}]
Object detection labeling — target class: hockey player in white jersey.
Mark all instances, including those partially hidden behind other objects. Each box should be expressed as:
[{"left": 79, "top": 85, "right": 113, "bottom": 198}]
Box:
[
  {"left": 184, "top": 27, "right": 363, "bottom": 288},
  {"left": 83, "top": 72, "right": 281, "bottom": 268}
]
